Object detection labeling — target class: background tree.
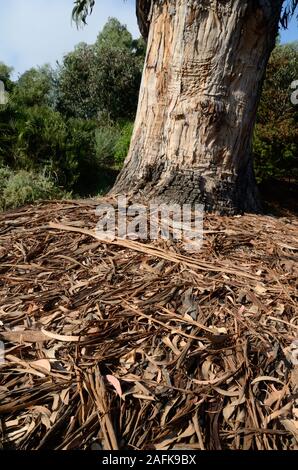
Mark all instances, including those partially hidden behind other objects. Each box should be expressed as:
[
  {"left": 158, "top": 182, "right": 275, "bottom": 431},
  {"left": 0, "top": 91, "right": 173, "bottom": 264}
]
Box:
[
  {"left": 254, "top": 42, "right": 298, "bottom": 182},
  {"left": 57, "top": 18, "right": 144, "bottom": 121},
  {"left": 0, "top": 63, "right": 16, "bottom": 166},
  {"left": 0, "top": 62, "right": 14, "bottom": 94},
  {"left": 12, "top": 65, "right": 57, "bottom": 108},
  {"left": 73, "top": 0, "right": 298, "bottom": 214},
  {"left": 91, "top": 20, "right": 144, "bottom": 121},
  {"left": 57, "top": 43, "right": 97, "bottom": 119}
]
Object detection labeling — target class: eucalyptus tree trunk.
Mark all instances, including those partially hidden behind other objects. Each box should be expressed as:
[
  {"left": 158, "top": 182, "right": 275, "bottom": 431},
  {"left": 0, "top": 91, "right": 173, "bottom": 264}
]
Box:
[{"left": 112, "top": 0, "right": 283, "bottom": 214}]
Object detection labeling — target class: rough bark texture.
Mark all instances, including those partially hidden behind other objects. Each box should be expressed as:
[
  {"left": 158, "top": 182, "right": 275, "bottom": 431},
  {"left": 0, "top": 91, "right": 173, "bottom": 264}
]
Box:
[{"left": 113, "top": 0, "right": 283, "bottom": 214}]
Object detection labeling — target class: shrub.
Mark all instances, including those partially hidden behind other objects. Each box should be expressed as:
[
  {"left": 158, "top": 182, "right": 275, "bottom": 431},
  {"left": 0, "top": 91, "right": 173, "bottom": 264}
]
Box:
[
  {"left": 0, "top": 166, "right": 13, "bottom": 190},
  {"left": 0, "top": 169, "right": 68, "bottom": 210},
  {"left": 13, "top": 106, "right": 83, "bottom": 189},
  {"left": 94, "top": 125, "right": 121, "bottom": 165},
  {"left": 114, "top": 122, "right": 134, "bottom": 167}
]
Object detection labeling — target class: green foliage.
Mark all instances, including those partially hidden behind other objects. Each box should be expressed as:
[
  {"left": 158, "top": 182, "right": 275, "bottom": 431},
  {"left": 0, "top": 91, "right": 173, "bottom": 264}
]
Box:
[
  {"left": 93, "top": 19, "right": 143, "bottom": 120},
  {"left": 0, "top": 166, "right": 12, "bottom": 191},
  {"left": 0, "top": 62, "right": 14, "bottom": 94},
  {"left": 0, "top": 63, "right": 13, "bottom": 82},
  {"left": 94, "top": 124, "right": 121, "bottom": 165},
  {"left": 66, "top": 118, "right": 96, "bottom": 168},
  {"left": 13, "top": 105, "right": 76, "bottom": 186},
  {"left": 114, "top": 122, "right": 134, "bottom": 167},
  {"left": 57, "top": 18, "right": 144, "bottom": 121},
  {"left": 257, "top": 44, "right": 298, "bottom": 123},
  {"left": 72, "top": 0, "right": 95, "bottom": 24},
  {"left": 67, "top": 117, "right": 98, "bottom": 193},
  {"left": 96, "top": 17, "right": 133, "bottom": 51},
  {"left": 57, "top": 43, "right": 97, "bottom": 119},
  {"left": 0, "top": 106, "right": 18, "bottom": 166},
  {"left": 0, "top": 64, "right": 18, "bottom": 167},
  {"left": 12, "top": 65, "right": 57, "bottom": 108},
  {"left": 254, "top": 129, "right": 298, "bottom": 181},
  {"left": 0, "top": 168, "right": 68, "bottom": 210},
  {"left": 253, "top": 43, "right": 298, "bottom": 182},
  {"left": 94, "top": 120, "right": 134, "bottom": 169}
]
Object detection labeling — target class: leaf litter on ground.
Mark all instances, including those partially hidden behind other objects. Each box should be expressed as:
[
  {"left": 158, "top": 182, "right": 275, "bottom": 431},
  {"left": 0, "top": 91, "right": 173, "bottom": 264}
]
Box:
[{"left": 0, "top": 197, "right": 297, "bottom": 450}]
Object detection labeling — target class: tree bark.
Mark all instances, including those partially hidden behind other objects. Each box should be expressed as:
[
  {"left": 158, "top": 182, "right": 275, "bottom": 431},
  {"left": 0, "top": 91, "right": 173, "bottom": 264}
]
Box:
[{"left": 112, "top": 0, "right": 283, "bottom": 214}]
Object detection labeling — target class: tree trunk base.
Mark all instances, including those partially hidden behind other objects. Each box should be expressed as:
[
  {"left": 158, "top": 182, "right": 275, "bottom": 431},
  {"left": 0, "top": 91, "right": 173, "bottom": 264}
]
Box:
[{"left": 112, "top": 161, "right": 263, "bottom": 215}]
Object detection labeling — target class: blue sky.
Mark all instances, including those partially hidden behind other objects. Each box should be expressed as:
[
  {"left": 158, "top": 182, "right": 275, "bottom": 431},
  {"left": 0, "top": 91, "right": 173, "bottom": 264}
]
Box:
[{"left": 0, "top": 0, "right": 297, "bottom": 79}]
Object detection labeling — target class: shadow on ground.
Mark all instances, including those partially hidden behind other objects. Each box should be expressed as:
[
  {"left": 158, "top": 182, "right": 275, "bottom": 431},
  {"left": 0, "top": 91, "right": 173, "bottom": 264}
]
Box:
[{"left": 259, "top": 179, "right": 298, "bottom": 217}]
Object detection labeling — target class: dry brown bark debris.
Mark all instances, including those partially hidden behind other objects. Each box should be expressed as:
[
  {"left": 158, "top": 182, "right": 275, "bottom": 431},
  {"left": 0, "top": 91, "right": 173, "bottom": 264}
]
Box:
[{"left": 0, "top": 198, "right": 297, "bottom": 450}]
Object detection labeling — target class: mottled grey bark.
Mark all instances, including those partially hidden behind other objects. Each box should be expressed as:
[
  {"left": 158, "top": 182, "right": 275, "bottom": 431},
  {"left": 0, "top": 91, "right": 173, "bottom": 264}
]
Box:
[{"left": 112, "top": 0, "right": 283, "bottom": 214}]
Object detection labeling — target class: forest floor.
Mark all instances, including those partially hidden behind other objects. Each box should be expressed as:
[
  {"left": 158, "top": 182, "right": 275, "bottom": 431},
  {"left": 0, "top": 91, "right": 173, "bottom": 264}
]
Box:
[{"left": 0, "top": 198, "right": 297, "bottom": 450}]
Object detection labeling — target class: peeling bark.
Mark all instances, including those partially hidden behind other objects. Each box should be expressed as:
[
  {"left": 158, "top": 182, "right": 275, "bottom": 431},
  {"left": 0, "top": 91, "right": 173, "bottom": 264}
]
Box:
[{"left": 112, "top": 0, "right": 283, "bottom": 214}]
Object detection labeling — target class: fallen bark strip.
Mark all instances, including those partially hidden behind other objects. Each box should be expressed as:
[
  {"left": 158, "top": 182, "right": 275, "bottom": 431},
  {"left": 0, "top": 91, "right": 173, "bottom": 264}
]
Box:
[{"left": 49, "top": 222, "right": 259, "bottom": 280}]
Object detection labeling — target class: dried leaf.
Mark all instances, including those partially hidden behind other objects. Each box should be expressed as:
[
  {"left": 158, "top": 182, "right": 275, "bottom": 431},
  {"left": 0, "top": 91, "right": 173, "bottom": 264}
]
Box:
[{"left": 106, "top": 375, "right": 123, "bottom": 398}]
